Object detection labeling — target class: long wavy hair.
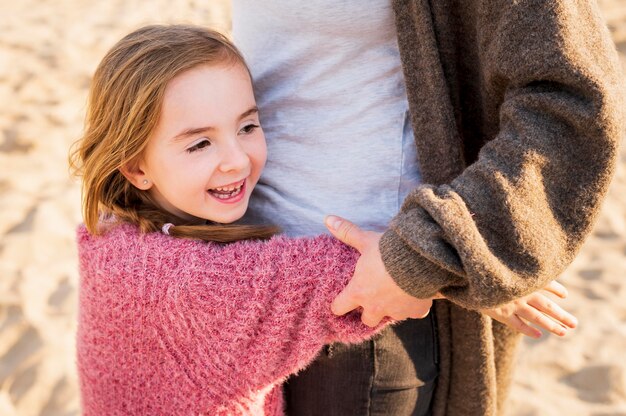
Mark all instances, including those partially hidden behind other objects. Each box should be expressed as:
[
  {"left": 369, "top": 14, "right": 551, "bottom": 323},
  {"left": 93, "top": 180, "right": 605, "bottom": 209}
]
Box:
[{"left": 69, "top": 24, "right": 279, "bottom": 242}]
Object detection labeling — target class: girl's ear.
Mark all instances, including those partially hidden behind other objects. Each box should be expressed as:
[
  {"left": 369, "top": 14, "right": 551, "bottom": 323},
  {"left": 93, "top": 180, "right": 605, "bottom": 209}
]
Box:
[{"left": 119, "top": 161, "right": 152, "bottom": 191}]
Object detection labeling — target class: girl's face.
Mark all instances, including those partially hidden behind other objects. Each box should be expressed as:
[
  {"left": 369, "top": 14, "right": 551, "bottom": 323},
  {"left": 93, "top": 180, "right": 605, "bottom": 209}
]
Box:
[{"left": 136, "top": 63, "right": 266, "bottom": 224}]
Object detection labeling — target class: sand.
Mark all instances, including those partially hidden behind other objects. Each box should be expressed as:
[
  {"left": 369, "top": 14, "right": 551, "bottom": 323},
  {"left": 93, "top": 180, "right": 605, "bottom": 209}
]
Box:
[{"left": 0, "top": 1, "right": 624, "bottom": 415}]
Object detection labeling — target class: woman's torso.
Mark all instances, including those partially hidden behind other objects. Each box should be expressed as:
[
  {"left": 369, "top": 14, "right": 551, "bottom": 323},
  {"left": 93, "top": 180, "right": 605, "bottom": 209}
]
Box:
[{"left": 233, "top": 0, "right": 421, "bottom": 235}]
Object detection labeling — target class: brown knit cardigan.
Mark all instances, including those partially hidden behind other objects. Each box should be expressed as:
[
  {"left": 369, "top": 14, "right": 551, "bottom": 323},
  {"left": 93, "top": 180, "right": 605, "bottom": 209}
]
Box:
[{"left": 381, "top": 1, "right": 624, "bottom": 415}]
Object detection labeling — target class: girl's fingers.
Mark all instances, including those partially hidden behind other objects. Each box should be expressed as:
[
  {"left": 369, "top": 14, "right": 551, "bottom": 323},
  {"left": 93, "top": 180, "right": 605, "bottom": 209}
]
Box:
[
  {"left": 543, "top": 280, "right": 568, "bottom": 299},
  {"left": 527, "top": 294, "right": 578, "bottom": 329}
]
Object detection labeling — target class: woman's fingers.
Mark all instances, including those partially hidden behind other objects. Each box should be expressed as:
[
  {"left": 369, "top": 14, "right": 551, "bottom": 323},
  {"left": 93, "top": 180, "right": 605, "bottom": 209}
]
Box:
[
  {"left": 325, "top": 215, "right": 369, "bottom": 253},
  {"left": 331, "top": 277, "right": 363, "bottom": 316},
  {"left": 360, "top": 307, "right": 386, "bottom": 328},
  {"left": 543, "top": 280, "right": 568, "bottom": 299},
  {"left": 483, "top": 307, "right": 542, "bottom": 338},
  {"left": 527, "top": 294, "right": 578, "bottom": 329},
  {"left": 509, "top": 314, "right": 542, "bottom": 339},
  {"left": 517, "top": 306, "right": 567, "bottom": 336},
  {"left": 480, "top": 283, "right": 578, "bottom": 338}
]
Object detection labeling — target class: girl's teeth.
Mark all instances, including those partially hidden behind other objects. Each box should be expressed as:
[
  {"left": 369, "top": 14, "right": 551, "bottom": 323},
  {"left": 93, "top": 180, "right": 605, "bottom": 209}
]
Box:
[
  {"left": 214, "top": 182, "right": 243, "bottom": 192},
  {"left": 214, "top": 188, "right": 241, "bottom": 198},
  {"left": 210, "top": 183, "right": 243, "bottom": 199}
]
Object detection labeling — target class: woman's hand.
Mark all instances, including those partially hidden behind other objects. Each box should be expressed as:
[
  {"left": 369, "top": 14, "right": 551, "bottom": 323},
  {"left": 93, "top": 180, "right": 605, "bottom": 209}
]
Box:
[
  {"left": 479, "top": 281, "right": 578, "bottom": 338},
  {"left": 326, "top": 215, "right": 433, "bottom": 327}
]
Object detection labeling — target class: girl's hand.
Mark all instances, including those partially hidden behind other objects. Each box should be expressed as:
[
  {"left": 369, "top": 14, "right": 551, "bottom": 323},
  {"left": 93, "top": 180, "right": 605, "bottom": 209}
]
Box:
[{"left": 479, "top": 281, "right": 578, "bottom": 338}]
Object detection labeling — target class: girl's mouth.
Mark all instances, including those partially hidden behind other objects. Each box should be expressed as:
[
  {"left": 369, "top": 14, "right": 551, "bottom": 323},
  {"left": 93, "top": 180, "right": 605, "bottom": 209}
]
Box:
[{"left": 207, "top": 179, "right": 246, "bottom": 203}]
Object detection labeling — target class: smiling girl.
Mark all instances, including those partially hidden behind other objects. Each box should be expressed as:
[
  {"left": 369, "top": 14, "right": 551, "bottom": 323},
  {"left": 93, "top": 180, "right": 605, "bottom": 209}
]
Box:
[
  {"left": 122, "top": 63, "right": 264, "bottom": 226},
  {"left": 70, "top": 25, "right": 576, "bottom": 415}
]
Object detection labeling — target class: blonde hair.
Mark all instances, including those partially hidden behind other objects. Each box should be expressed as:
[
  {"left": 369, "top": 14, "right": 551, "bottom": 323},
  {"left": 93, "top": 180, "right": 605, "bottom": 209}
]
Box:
[{"left": 69, "top": 24, "right": 279, "bottom": 242}]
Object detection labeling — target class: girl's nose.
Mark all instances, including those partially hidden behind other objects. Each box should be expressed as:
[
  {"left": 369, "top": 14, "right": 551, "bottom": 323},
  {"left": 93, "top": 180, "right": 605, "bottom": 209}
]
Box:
[{"left": 219, "top": 140, "right": 250, "bottom": 173}]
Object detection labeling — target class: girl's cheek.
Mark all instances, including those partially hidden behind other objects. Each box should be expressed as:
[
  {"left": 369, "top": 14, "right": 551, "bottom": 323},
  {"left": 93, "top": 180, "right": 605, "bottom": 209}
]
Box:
[
  {"left": 243, "top": 137, "right": 267, "bottom": 168},
  {"left": 257, "top": 137, "right": 268, "bottom": 167}
]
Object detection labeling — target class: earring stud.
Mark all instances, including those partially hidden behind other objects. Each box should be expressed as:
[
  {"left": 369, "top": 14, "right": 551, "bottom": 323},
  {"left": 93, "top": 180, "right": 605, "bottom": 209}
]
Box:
[{"left": 143, "top": 179, "right": 149, "bottom": 185}]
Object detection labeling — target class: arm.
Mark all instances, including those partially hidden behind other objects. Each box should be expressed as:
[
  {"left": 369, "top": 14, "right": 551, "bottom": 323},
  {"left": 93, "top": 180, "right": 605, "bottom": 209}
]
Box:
[
  {"left": 77, "top": 224, "right": 379, "bottom": 414},
  {"left": 327, "top": 216, "right": 578, "bottom": 337},
  {"left": 379, "top": 0, "right": 624, "bottom": 309}
]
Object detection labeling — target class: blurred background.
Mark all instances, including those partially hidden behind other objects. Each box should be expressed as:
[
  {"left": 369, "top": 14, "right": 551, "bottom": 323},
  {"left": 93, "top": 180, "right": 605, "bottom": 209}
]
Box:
[{"left": 0, "top": 1, "right": 624, "bottom": 415}]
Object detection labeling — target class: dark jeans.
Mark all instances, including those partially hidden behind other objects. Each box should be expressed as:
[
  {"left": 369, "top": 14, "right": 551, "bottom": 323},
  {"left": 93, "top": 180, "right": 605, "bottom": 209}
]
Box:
[{"left": 285, "top": 310, "right": 439, "bottom": 416}]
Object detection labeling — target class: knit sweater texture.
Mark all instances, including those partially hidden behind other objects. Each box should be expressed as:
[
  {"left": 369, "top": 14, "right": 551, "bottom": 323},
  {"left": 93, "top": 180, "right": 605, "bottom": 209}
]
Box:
[
  {"left": 383, "top": 1, "right": 625, "bottom": 414},
  {"left": 76, "top": 223, "right": 379, "bottom": 415}
]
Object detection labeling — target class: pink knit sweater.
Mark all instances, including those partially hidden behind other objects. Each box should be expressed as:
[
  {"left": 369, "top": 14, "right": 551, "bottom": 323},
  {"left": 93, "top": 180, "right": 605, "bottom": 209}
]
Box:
[{"left": 76, "top": 223, "right": 379, "bottom": 415}]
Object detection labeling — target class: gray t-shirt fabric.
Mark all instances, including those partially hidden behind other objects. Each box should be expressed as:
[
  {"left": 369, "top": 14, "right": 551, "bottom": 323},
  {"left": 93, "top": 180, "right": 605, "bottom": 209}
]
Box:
[{"left": 233, "top": 0, "right": 421, "bottom": 236}]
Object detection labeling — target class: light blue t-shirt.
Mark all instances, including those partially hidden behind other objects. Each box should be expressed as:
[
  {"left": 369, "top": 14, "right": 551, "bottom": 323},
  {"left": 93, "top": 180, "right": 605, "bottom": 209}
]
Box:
[{"left": 233, "top": 0, "right": 421, "bottom": 236}]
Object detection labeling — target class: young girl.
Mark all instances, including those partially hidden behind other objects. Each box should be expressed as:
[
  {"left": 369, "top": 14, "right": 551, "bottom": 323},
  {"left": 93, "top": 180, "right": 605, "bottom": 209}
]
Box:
[{"left": 70, "top": 25, "right": 576, "bottom": 415}]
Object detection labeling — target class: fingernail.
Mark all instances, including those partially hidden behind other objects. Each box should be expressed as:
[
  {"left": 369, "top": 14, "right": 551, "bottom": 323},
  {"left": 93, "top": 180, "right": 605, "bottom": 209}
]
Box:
[{"left": 326, "top": 215, "right": 341, "bottom": 230}]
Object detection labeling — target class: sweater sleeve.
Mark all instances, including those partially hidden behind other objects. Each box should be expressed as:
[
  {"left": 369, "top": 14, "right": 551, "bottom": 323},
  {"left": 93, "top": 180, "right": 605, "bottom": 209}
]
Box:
[
  {"left": 382, "top": 0, "right": 624, "bottom": 309},
  {"left": 77, "top": 225, "right": 379, "bottom": 414}
]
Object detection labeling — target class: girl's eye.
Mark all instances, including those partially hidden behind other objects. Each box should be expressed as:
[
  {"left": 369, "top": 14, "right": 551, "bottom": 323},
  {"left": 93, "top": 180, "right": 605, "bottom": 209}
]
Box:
[
  {"left": 240, "top": 124, "right": 260, "bottom": 135},
  {"left": 186, "top": 139, "right": 211, "bottom": 153}
]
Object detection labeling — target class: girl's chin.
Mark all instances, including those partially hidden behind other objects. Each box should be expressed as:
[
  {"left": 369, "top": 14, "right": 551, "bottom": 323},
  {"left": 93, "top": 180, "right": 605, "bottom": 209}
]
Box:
[
  {"left": 204, "top": 206, "right": 249, "bottom": 225},
  {"left": 160, "top": 199, "right": 250, "bottom": 225}
]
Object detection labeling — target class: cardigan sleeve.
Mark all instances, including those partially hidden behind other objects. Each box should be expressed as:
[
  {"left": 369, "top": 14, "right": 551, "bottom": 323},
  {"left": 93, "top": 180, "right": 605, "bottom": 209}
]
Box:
[
  {"left": 381, "top": 0, "right": 624, "bottom": 309},
  {"left": 76, "top": 225, "right": 379, "bottom": 414}
]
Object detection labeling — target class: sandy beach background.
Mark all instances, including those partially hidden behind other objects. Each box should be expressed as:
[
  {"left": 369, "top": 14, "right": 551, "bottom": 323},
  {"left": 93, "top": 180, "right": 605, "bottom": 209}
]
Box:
[{"left": 0, "top": 1, "right": 624, "bottom": 415}]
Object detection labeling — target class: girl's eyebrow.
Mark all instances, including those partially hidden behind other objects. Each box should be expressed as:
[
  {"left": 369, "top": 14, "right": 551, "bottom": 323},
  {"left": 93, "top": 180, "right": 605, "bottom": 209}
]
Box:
[
  {"left": 171, "top": 106, "right": 259, "bottom": 142},
  {"left": 239, "top": 106, "right": 259, "bottom": 120}
]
